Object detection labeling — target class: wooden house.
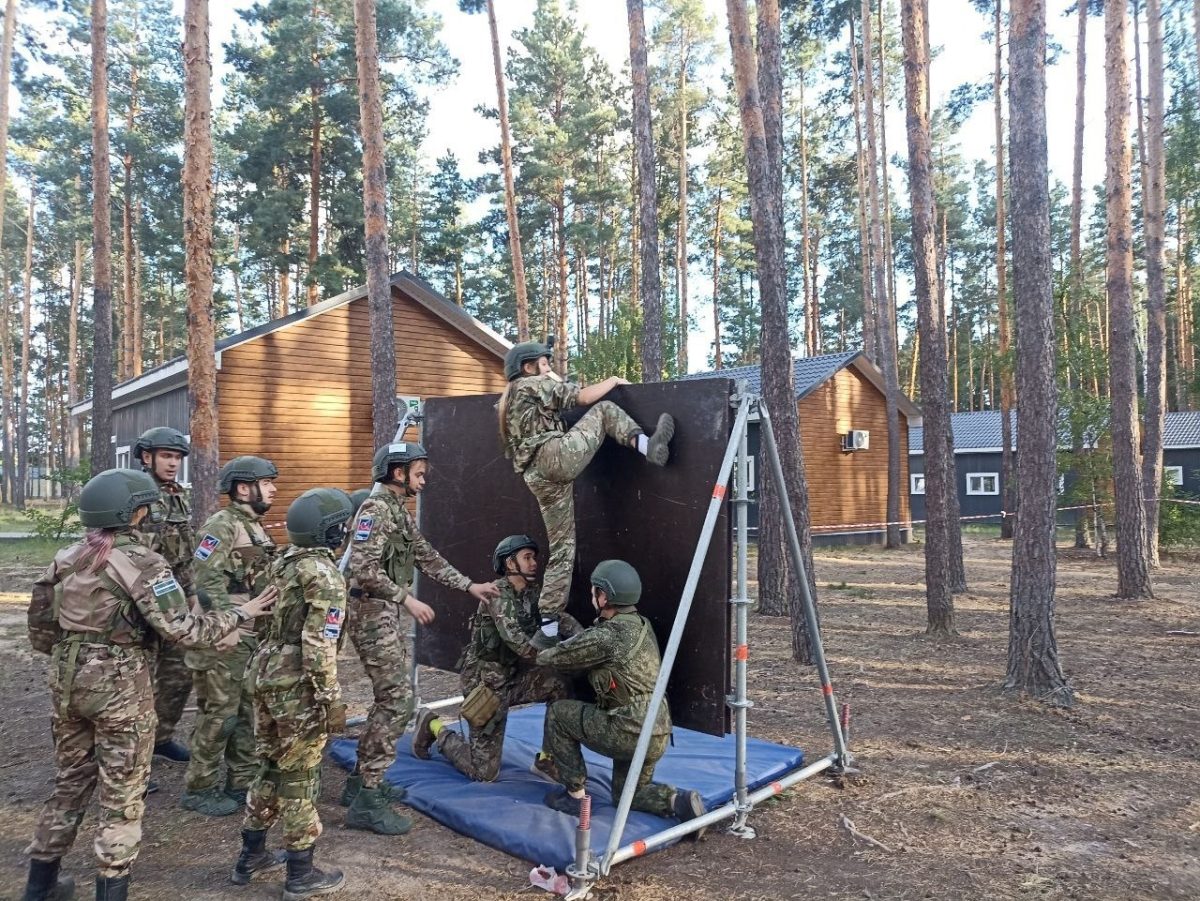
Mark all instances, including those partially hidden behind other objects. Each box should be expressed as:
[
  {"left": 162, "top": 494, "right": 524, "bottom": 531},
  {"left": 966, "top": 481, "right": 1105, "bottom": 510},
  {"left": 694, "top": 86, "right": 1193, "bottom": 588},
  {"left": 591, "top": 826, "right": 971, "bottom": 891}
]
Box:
[
  {"left": 680, "top": 350, "right": 922, "bottom": 545},
  {"left": 71, "top": 271, "right": 510, "bottom": 526}
]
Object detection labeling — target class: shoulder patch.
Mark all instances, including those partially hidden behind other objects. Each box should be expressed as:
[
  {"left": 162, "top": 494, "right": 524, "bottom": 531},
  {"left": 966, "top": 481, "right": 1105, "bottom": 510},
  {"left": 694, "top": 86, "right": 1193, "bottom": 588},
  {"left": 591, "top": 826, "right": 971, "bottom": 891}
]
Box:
[
  {"left": 323, "top": 606, "right": 344, "bottom": 640},
  {"left": 195, "top": 534, "right": 221, "bottom": 560},
  {"left": 353, "top": 516, "right": 374, "bottom": 542},
  {"left": 152, "top": 576, "right": 181, "bottom": 597}
]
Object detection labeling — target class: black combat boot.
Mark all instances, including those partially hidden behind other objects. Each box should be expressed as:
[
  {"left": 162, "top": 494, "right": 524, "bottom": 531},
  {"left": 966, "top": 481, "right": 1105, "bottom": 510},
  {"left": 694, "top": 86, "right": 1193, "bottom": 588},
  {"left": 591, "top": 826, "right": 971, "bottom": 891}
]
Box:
[
  {"left": 21, "top": 857, "right": 75, "bottom": 901},
  {"left": 282, "top": 846, "right": 345, "bottom": 900},
  {"left": 230, "top": 828, "right": 287, "bottom": 885},
  {"left": 673, "top": 789, "right": 708, "bottom": 841},
  {"left": 93, "top": 873, "right": 129, "bottom": 901},
  {"left": 152, "top": 739, "right": 191, "bottom": 762}
]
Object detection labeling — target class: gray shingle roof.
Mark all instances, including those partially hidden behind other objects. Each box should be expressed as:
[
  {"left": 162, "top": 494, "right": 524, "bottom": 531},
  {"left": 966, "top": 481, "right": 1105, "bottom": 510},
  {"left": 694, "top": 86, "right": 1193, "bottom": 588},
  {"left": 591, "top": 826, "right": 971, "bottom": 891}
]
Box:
[
  {"left": 677, "top": 350, "right": 862, "bottom": 399},
  {"left": 909, "top": 409, "right": 1200, "bottom": 453}
]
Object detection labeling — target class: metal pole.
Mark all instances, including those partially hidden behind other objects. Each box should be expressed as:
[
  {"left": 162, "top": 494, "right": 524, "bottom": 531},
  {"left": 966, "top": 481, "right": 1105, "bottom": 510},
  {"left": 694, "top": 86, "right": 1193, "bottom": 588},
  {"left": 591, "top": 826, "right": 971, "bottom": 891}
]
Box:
[
  {"left": 756, "top": 399, "right": 850, "bottom": 768},
  {"left": 608, "top": 754, "right": 837, "bottom": 866},
  {"left": 597, "top": 394, "right": 753, "bottom": 875},
  {"left": 728, "top": 396, "right": 754, "bottom": 835}
]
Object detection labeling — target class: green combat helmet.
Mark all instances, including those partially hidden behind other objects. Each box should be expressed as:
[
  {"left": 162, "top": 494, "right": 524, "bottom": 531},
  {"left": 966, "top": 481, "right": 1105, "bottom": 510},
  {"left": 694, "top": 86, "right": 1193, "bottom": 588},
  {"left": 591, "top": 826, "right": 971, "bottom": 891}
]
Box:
[
  {"left": 79, "top": 469, "right": 162, "bottom": 529},
  {"left": 492, "top": 534, "right": 538, "bottom": 575},
  {"left": 371, "top": 442, "right": 428, "bottom": 483},
  {"left": 348, "top": 488, "right": 372, "bottom": 512},
  {"left": 590, "top": 559, "right": 642, "bottom": 606},
  {"left": 504, "top": 339, "right": 553, "bottom": 381},
  {"left": 218, "top": 455, "right": 279, "bottom": 492},
  {"left": 286, "top": 488, "right": 356, "bottom": 548},
  {"left": 132, "top": 426, "right": 189, "bottom": 462}
]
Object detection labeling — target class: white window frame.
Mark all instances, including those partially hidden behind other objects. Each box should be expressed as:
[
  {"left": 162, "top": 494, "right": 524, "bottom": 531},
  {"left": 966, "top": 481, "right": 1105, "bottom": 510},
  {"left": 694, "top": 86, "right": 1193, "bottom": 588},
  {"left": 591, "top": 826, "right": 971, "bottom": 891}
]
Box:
[
  {"left": 910, "top": 473, "right": 926, "bottom": 495},
  {"left": 966, "top": 472, "right": 1000, "bottom": 496},
  {"left": 1164, "top": 465, "right": 1183, "bottom": 487},
  {"left": 179, "top": 434, "right": 192, "bottom": 487},
  {"left": 115, "top": 445, "right": 132, "bottom": 470}
]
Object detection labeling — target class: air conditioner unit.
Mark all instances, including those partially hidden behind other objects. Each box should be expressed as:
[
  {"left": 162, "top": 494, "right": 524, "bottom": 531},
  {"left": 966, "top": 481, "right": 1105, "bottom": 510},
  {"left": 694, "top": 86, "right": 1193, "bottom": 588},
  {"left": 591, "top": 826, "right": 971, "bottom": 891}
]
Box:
[{"left": 842, "top": 429, "right": 870, "bottom": 451}]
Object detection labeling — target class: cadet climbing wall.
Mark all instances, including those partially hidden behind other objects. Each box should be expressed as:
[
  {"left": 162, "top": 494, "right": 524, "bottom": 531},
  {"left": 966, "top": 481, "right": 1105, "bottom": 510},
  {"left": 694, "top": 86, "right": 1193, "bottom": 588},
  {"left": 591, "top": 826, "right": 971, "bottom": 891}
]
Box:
[{"left": 416, "top": 379, "right": 734, "bottom": 736}]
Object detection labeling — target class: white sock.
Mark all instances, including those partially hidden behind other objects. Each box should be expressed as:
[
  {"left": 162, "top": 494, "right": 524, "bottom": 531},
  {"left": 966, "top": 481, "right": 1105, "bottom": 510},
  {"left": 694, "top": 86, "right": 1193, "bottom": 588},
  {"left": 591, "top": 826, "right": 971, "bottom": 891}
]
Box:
[{"left": 636, "top": 434, "right": 649, "bottom": 455}]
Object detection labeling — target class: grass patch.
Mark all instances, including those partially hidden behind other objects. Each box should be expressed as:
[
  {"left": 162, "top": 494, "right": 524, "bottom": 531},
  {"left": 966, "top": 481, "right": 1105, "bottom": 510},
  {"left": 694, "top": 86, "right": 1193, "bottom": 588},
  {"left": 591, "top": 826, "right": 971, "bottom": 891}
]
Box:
[
  {"left": 0, "top": 503, "right": 70, "bottom": 533},
  {"left": 0, "top": 537, "right": 63, "bottom": 568}
]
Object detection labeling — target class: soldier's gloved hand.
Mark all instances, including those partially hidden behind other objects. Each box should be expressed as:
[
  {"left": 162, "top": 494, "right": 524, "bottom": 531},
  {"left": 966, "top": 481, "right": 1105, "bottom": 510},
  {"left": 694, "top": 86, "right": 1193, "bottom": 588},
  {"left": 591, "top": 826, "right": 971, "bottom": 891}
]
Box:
[
  {"left": 530, "top": 618, "right": 560, "bottom": 651},
  {"left": 324, "top": 702, "right": 348, "bottom": 734}
]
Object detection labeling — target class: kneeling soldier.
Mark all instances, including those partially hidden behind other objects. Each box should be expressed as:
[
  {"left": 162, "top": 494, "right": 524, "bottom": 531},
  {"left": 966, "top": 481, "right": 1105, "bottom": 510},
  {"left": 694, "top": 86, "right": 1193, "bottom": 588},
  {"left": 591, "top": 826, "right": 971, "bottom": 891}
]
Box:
[
  {"left": 411, "top": 535, "right": 571, "bottom": 781},
  {"left": 233, "top": 488, "right": 354, "bottom": 898},
  {"left": 536, "top": 560, "right": 706, "bottom": 836}
]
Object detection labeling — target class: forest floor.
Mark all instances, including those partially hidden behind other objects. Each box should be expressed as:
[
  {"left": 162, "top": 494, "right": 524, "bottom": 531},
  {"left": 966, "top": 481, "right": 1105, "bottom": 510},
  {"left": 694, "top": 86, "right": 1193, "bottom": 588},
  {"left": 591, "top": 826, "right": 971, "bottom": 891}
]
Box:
[{"left": 0, "top": 536, "right": 1197, "bottom": 900}]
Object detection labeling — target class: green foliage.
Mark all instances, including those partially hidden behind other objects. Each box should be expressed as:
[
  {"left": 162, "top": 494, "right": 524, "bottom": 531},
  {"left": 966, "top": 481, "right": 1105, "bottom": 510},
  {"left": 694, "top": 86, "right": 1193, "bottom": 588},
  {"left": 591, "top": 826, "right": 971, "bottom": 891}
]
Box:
[
  {"left": 19, "top": 464, "right": 89, "bottom": 540},
  {"left": 1158, "top": 477, "right": 1200, "bottom": 548}
]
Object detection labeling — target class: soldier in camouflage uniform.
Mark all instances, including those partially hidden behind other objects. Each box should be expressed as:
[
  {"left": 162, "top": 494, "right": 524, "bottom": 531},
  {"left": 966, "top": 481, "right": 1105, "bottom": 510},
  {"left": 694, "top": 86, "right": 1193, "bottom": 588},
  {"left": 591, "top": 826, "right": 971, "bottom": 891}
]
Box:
[
  {"left": 132, "top": 426, "right": 196, "bottom": 763},
  {"left": 231, "top": 488, "right": 354, "bottom": 898},
  {"left": 498, "top": 342, "right": 675, "bottom": 632},
  {"left": 342, "top": 441, "right": 499, "bottom": 835},
  {"left": 411, "top": 535, "right": 571, "bottom": 782},
  {"left": 21, "top": 469, "right": 277, "bottom": 901},
  {"left": 182, "top": 455, "right": 280, "bottom": 817},
  {"left": 536, "top": 560, "right": 706, "bottom": 835}
]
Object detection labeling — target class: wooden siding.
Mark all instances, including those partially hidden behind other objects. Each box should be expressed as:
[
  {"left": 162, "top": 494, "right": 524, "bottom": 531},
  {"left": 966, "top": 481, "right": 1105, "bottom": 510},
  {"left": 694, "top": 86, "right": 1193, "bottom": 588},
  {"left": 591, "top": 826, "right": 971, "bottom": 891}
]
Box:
[
  {"left": 796, "top": 367, "right": 911, "bottom": 533},
  {"left": 111, "top": 387, "right": 190, "bottom": 454},
  {"left": 216, "top": 287, "right": 506, "bottom": 526}
]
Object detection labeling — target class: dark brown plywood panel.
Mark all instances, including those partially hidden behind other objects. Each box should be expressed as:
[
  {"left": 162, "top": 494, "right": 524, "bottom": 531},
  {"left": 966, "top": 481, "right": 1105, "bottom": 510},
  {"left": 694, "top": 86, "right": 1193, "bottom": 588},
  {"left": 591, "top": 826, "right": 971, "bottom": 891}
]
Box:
[{"left": 416, "top": 379, "right": 734, "bottom": 736}]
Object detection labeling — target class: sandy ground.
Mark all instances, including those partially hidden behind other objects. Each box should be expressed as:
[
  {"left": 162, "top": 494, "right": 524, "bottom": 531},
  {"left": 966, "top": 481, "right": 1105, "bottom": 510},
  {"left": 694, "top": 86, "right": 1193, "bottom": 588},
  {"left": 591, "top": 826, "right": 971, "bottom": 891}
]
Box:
[{"left": 0, "top": 537, "right": 1197, "bottom": 900}]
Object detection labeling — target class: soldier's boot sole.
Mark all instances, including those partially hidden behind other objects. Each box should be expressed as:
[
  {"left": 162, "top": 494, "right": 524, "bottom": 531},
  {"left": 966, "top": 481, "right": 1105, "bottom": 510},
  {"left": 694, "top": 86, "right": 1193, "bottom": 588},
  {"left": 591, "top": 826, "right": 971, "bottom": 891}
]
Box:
[
  {"left": 674, "top": 789, "right": 708, "bottom": 841},
  {"left": 282, "top": 866, "right": 345, "bottom": 900},
  {"left": 180, "top": 788, "right": 240, "bottom": 817},
  {"left": 411, "top": 709, "right": 438, "bottom": 760},
  {"left": 230, "top": 850, "right": 287, "bottom": 885},
  {"left": 646, "top": 414, "right": 675, "bottom": 466}
]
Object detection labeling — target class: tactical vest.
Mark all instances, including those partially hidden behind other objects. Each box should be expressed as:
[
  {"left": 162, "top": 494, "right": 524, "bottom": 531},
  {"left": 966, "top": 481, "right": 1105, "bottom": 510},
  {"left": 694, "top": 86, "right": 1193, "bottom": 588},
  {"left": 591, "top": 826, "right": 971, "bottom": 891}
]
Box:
[
  {"left": 589, "top": 612, "right": 671, "bottom": 737},
  {"left": 464, "top": 584, "right": 539, "bottom": 671},
  {"left": 140, "top": 482, "right": 194, "bottom": 572},
  {"left": 255, "top": 547, "right": 342, "bottom": 695},
  {"left": 377, "top": 496, "right": 417, "bottom": 592}
]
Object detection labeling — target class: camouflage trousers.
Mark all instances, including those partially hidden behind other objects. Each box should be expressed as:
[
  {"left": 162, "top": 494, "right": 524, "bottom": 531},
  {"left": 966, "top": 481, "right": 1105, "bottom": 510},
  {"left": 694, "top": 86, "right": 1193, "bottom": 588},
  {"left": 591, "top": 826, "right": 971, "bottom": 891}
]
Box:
[
  {"left": 243, "top": 684, "right": 327, "bottom": 852},
  {"left": 524, "top": 401, "right": 642, "bottom": 617},
  {"left": 436, "top": 662, "right": 571, "bottom": 782},
  {"left": 27, "top": 644, "right": 156, "bottom": 877},
  {"left": 347, "top": 594, "right": 412, "bottom": 788},
  {"left": 544, "top": 699, "right": 675, "bottom": 817},
  {"left": 152, "top": 641, "right": 192, "bottom": 745},
  {"left": 184, "top": 637, "right": 259, "bottom": 792}
]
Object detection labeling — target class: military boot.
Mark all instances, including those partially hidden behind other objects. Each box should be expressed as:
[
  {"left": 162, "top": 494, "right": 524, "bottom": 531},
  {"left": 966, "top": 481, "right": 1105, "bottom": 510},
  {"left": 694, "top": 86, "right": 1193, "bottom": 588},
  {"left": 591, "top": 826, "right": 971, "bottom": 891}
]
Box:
[
  {"left": 282, "top": 846, "right": 344, "bottom": 900},
  {"left": 410, "top": 709, "right": 438, "bottom": 760},
  {"left": 673, "top": 789, "right": 708, "bottom": 841},
  {"left": 21, "top": 857, "right": 75, "bottom": 901},
  {"left": 94, "top": 874, "right": 129, "bottom": 901},
  {"left": 223, "top": 778, "right": 249, "bottom": 806},
  {"left": 646, "top": 413, "right": 675, "bottom": 466},
  {"left": 180, "top": 786, "right": 240, "bottom": 817},
  {"left": 230, "top": 829, "right": 288, "bottom": 885},
  {"left": 153, "top": 739, "right": 191, "bottom": 762},
  {"left": 344, "top": 785, "right": 412, "bottom": 835},
  {"left": 339, "top": 772, "right": 405, "bottom": 806}
]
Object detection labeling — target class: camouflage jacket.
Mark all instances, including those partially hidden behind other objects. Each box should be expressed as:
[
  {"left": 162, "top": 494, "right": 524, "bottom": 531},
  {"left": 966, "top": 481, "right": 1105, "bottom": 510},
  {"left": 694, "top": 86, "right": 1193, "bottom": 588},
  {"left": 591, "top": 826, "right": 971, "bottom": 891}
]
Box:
[
  {"left": 136, "top": 477, "right": 196, "bottom": 603},
  {"left": 536, "top": 608, "right": 670, "bottom": 737},
  {"left": 28, "top": 532, "right": 240, "bottom": 654},
  {"left": 459, "top": 577, "right": 541, "bottom": 681},
  {"left": 193, "top": 502, "right": 276, "bottom": 614},
  {"left": 503, "top": 374, "right": 581, "bottom": 472},
  {"left": 347, "top": 490, "right": 471, "bottom": 604},
  {"left": 255, "top": 545, "right": 344, "bottom": 705}
]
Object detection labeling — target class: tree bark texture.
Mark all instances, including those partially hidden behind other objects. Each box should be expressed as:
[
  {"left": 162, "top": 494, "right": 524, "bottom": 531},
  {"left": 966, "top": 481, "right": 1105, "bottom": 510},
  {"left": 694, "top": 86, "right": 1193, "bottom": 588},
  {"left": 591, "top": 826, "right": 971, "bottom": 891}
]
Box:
[
  {"left": 183, "top": 0, "right": 220, "bottom": 526},
  {"left": 995, "top": 0, "right": 1015, "bottom": 541},
  {"left": 0, "top": 0, "right": 15, "bottom": 499},
  {"left": 1006, "top": 0, "right": 1073, "bottom": 704},
  {"left": 1141, "top": 0, "right": 1166, "bottom": 568},
  {"left": 628, "top": 0, "right": 663, "bottom": 381},
  {"left": 677, "top": 62, "right": 689, "bottom": 373},
  {"left": 90, "top": 0, "right": 115, "bottom": 475},
  {"left": 354, "top": 0, "right": 398, "bottom": 446},
  {"left": 16, "top": 184, "right": 33, "bottom": 509},
  {"left": 1069, "top": 0, "right": 1087, "bottom": 390},
  {"left": 860, "top": 0, "right": 903, "bottom": 549},
  {"left": 487, "top": 0, "right": 530, "bottom": 341},
  {"left": 1105, "top": 0, "right": 1152, "bottom": 600},
  {"left": 727, "top": 0, "right": 818, "bottom": 663},
  {"left": 849, "top": 19, "right": 876, "bottom": 361},
  {"left": 901, "top": 0, "right": 955, "bottom": 636},
  {"left": 711, "top": 185, "right": 723, "bottom": 370},
  {"left": 68, "top": 237, "right": 83, "bottom": 468}
]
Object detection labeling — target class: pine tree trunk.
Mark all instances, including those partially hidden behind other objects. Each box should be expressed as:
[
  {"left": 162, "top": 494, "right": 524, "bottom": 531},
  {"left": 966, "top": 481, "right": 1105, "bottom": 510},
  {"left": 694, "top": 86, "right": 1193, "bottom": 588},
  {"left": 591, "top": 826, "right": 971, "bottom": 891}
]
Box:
[
  {"left": 1005, "top": 0, "right": 1072, "bottom": 704},
  {"left": 799, "top": 71, "right": 815, "bottom": 357},
  {"left": 16, "top": 184, "right": 33, "bottom": 509},
  {"left": 677, "top": 63, "right": 689, "bottom": 373},
  {"left": 90, "top": 0, "right": 115, "bottom": 475},
  {"left": 1069, "top": 0, "right": 1087, "bottom": 390},
  {"left": 995, "top": 0, "right": 1015, "bottom": 540},
  {"left": 849, "top": 19, "right": 876, "bottom": 359},
  {"left": 0, "top": 0, "right": 14, "bottom": 500},
  {"left": 555, "top": 195, "right": 569, "bottom": 374},
  {"left": 901, "top": 0, "right": 955, "bottom": 635},
  {"left": 1105, "top": 0, "right": 1153, "bottom": 599},
  {"left": 354, "top": 0, "right": 398, "bottom": 446},
  {"left": 67, "top": 237, "right": 82, "bottom": 468},
  {"left": 628, "top": 0, "right": 663, "bottom": 381},
  {"left": 861, "top": 0, "right": 903, "bottom": 549},
  {"left": 711, "top": 186, "right": 723, "bottom": 370},
  {"left": 183, "top": 0, "right": 219, "bottom": 526},
  {"left": 486, "top": 0, "right": 530, "bottom": 341},
  {"left": 1141, "top": 0, "right": 1167, "bottom": 568},
  {"left": 878, "top": 0, "right": 898, "bottom": 363},
  {"left": 121, "top": 23, "right": 139, "bottom": 380},
  {"left": 1, "top": 277, "right": 11, "bottom": 504},
  {"left": 232, "top": 220, "right": 244, "bottom": 331},
  {"left": 308, "top": 80, "right": 322, "bottom": 307}
]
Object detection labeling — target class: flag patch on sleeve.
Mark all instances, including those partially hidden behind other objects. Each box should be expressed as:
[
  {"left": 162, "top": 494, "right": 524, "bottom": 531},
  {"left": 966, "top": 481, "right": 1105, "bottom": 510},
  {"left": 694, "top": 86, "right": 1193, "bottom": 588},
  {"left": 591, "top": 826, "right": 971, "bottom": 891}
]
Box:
[
  {"left": 323, "top": 607, "right": 344, "bottom": 640},
  {"left": 195, "top": 534, "right": 221, "bottom": 560},
  {"left": 152, "top": 577, "right": 181, "bottom": 598},
  {"left": 354, "top": 516, "right": 374, "bottom": 542}
]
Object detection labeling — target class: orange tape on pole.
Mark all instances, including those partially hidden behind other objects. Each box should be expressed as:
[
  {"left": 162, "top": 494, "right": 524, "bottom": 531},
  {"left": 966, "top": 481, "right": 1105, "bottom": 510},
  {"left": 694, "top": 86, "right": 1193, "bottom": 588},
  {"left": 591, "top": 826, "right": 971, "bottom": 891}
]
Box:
[
  {"left": 632, "top": 840, "right": 647, "bottom": 857},
  {"left": 712, "top": 483, "right": 727, "bottom": 500},
  {"left": 734, "top": 644, "right": 749, "bottom": 661}
]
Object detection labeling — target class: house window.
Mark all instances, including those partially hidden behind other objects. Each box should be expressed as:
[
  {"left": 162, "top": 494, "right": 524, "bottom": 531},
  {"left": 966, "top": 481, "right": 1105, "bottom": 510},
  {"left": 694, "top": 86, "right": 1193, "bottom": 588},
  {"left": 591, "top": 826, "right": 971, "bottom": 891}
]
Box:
[
  {"left": 115, "top": 445, "right": 131, "bottom": 470},
  {"left": 1164, "top": 466, "right": 1183, "bottom": 487},
  {"left": 179, "top": 434, "right": 192, "bottom": 487},
  {"left": 910, "top": 473, "right": 926, "bottom": 495},
  {"left": 966, "top": 472, "right": 999, "bottom": 496}
]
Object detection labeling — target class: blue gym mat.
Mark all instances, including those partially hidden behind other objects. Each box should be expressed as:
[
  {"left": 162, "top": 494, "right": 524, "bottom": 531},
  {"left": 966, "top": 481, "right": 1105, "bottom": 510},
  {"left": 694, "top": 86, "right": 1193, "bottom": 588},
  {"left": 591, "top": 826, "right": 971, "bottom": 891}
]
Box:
[{"left": 328, "top": 704, "right": 805, "bottom": 869}]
